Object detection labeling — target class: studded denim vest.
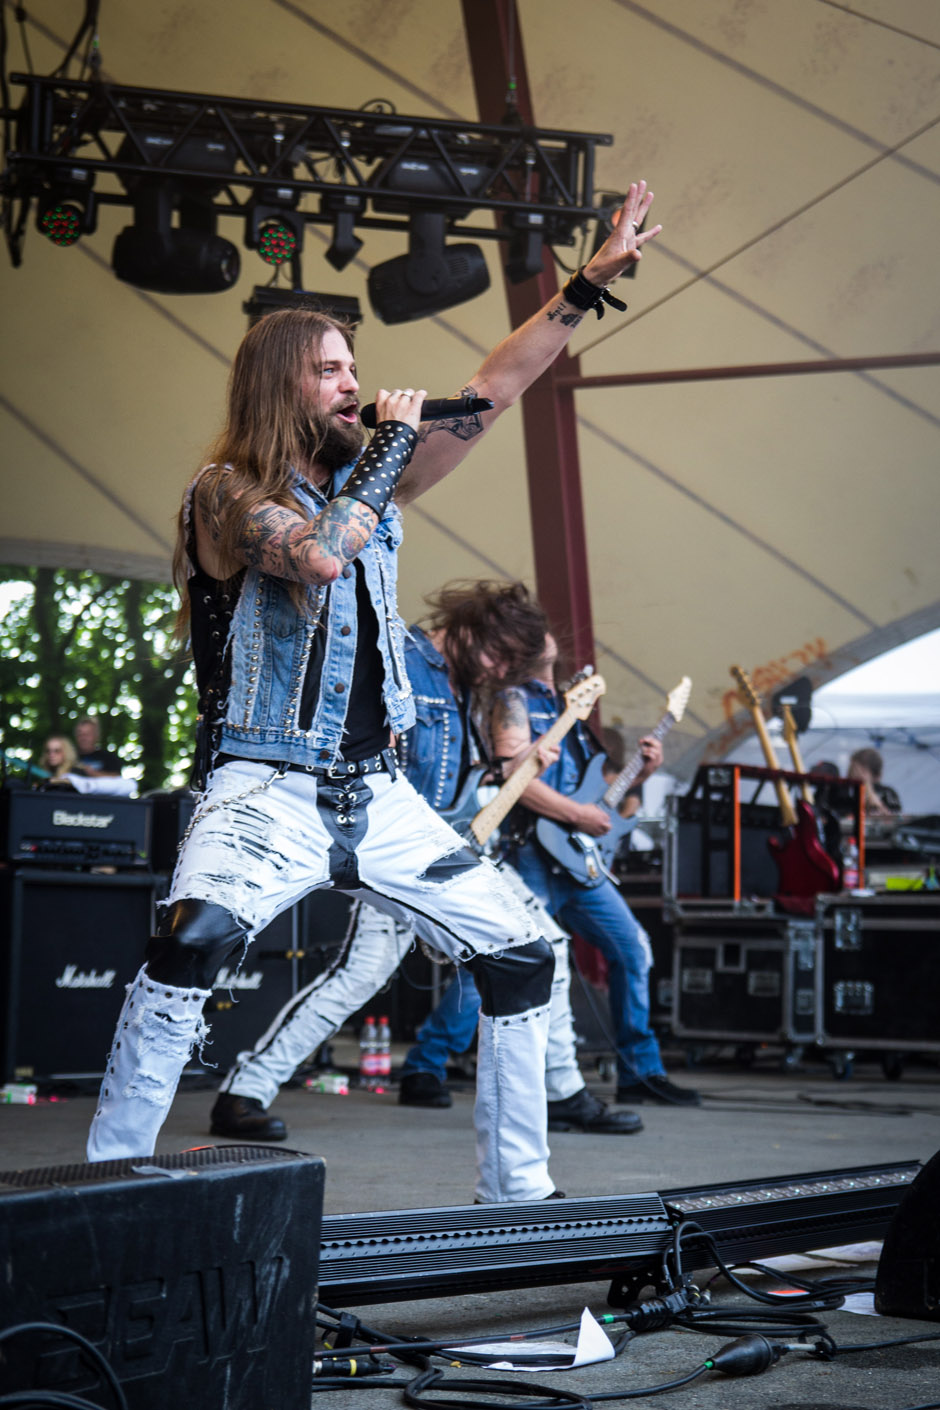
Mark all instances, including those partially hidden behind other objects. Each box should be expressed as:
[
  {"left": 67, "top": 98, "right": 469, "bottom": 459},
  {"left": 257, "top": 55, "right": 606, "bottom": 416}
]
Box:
[
  {"left": 396, "top": 627, "right": 470, "bottom": 811},
  {"left": 183, "top": 460, "right": 414, "bottom": 768},
  {"left": 502, "top": 679, "right": 594, "bottom": 797}
]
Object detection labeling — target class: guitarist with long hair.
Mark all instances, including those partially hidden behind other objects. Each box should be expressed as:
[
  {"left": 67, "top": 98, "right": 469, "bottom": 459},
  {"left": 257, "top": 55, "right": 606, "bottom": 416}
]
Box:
[{"left": 492, "top": 636, "right": 701, "bottom": 1109}]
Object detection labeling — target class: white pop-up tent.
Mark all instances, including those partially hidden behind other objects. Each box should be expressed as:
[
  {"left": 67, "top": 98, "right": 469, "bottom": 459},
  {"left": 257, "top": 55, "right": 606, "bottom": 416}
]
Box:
[{"left": 722, "top": 631, "right": 940, "bottom": 815}]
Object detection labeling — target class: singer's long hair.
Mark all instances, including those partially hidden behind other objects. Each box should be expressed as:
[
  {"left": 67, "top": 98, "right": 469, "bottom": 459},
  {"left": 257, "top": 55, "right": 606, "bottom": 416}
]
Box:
[{"left": 172, "top": 307, "right": 356, "bottom": 629}]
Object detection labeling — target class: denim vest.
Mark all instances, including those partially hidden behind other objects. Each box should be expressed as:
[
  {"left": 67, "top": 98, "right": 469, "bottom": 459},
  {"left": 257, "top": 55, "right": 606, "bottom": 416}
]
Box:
[
  {"left": 505, "top": 679, "right": 593, "bottom": 797},
  {"left": 397, "top": 628, "right": 471, "bottom": 811},
  {"left": 189, "top": 462, "right": 414, "bottom": 768}
]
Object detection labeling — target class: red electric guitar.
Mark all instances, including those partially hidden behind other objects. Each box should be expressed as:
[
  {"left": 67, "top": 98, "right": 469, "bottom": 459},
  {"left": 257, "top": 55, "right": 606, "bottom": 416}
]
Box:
[{"left": 730, "top": 666, "right": 840, "bottom": 899}]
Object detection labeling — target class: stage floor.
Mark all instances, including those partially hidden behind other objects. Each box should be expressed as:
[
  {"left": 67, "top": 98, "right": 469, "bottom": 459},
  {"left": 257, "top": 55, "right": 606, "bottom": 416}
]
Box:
[{"left": 3, "top": 1041, "right": 939, "bottom": 1409}]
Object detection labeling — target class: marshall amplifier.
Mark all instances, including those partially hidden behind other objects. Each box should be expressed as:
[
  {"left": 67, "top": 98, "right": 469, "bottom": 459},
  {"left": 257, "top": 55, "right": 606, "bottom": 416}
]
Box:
[
  {"left": 1, "top": 789, "right": 152, "bottom": 869},
  {"left": 0, "top": 868, "right": 156, "bottom": 1082}
]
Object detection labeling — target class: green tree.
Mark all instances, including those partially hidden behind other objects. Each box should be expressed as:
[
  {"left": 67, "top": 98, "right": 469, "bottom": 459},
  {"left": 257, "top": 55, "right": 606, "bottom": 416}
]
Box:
[{"left": 0, "top": 565, "right": 197, "bottom": 791}]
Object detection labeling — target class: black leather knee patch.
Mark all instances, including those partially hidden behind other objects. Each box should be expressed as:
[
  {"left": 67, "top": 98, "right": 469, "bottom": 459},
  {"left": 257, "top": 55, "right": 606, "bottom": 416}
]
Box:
[
  {"left": 468, "top": 938, "right": 553, "bottom": 1018},
  {"left": 144, "top": 899, "right": 249, "bottom": 989}
]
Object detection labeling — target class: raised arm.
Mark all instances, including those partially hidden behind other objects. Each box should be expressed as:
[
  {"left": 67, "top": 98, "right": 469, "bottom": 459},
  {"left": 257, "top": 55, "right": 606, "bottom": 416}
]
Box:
[
  {"left": 395, "top": 181, "right": 661, "bottom": 506},
  {"left": 194, "top": 388, "right": 426, "bottom": 585}
]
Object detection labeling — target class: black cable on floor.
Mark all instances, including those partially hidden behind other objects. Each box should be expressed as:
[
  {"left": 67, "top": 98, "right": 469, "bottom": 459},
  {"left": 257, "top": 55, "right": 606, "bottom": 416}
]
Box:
[{"left": 0, "top": 1321, "right": 128, "bottom": 1410}]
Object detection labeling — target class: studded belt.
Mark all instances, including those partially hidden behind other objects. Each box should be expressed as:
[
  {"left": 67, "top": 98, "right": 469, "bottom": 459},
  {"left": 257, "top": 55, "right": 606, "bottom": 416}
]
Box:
[{"left": 215, "top": 748, "right": 396, "bottom": 780}]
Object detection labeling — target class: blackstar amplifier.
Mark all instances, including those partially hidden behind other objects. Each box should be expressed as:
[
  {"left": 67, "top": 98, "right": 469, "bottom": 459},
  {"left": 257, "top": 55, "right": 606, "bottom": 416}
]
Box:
[{"left": 1, "top": 789, "right": 152, "bottom": 869}]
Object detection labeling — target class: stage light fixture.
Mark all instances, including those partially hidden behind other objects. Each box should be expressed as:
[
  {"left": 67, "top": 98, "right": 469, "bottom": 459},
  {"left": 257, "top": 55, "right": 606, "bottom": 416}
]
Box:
[
  {"left": 38, "top": 201, "right": 82, "bottom": 246},
  {"left": 112, "top": 184, "right": 240, "bottom": 294},
  {"left": 246, "top": 194, "right": 304, "bottom": 270},
  {"left": 35, "top": 169, "right": 97, "bottom": 247},
  {"left": 322, "top": 192, "right": 364, "bottom": 272},
  {"left": 243, "top": 285, "right": 362, "bottom": 328},
  {"left": 257, "top": 219, "right": 298, "bottom": 266},
  {"left": 367, "top": 210, "right": 489, "bottom": 324},
  {"left": 371, "top": 149, "right": 493, "bottom": 214},
  {"left": 505, "top": 210, "right": 546, "bottom": 283}
]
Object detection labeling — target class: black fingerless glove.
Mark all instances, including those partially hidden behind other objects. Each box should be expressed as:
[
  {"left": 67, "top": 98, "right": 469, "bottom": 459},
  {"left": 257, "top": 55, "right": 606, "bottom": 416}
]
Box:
[{"left": 339, "top": 420, "right": 418, "bottom": 518}]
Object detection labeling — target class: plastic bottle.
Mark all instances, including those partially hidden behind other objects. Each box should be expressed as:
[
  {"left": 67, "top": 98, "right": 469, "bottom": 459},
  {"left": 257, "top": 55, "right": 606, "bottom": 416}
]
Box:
[
  {"left": 375, "top": 1015, "right": 392, "bottom": 1088},
  {"left": 842, "top": 836, "right": 859, "bottom": 890},
  {"left": 358, "top": 1015, "right": 378, "bottom": 1088}
]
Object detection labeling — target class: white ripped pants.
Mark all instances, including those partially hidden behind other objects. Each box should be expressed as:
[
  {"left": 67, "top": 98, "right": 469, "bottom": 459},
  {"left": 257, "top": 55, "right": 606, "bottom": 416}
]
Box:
[
  {"left": 220, "top": 864, "right": 584, "bottom": 1109},
  {"left": 87, "top": 761, "right": 555, "bottom": 1203}
]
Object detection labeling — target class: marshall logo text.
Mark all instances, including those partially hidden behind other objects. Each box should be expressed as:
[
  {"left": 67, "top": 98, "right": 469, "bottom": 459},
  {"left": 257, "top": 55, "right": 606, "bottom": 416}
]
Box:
[{"left": 55, "top": 965, "right": 117, "bottom": 989}]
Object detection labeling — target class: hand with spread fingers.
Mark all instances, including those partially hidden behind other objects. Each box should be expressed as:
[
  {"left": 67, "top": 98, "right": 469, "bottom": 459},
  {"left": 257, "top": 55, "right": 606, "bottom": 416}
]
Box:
[{"left": 584, "top": 180, "right": 662, "bottom": 285}]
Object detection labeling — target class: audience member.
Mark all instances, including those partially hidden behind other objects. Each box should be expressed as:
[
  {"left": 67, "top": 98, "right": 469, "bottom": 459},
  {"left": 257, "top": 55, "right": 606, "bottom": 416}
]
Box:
[
  {"left": 848, "top": 747, "right": 902, "bottom": 817},
  {"left": 39, "top": 734, "right": 79, "bottom": 782},
  {"left": 74, "top": 716, "right": 124, "bottom": 777}
]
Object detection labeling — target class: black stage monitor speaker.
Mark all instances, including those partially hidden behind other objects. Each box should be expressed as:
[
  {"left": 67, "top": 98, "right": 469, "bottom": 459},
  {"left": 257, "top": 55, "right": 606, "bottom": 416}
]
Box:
[
  {"left": 875, "top": 1147, "right": 940, "bottom": 1320},
  {"left": 0, "top": 868, "right": 156, "bottom": 1083},
  {"left": 0, "top": 1145, "right": 325, "bottom": 1409}
]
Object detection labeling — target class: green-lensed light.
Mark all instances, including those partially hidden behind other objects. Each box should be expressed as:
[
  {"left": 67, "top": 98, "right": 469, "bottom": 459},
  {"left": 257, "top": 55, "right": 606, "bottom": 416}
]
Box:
[
  {"left": 258, "top": 220, "right": 297, "bottom": 266},
  {"left": 40, "top": 203, "right": 81, "bottom": 247}
]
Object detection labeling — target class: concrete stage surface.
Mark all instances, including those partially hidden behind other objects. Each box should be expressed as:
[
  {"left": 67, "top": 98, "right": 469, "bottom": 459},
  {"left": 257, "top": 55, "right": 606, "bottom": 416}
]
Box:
[{"left": 3, "top": 1040, "right": 939, "bottom": 1409}]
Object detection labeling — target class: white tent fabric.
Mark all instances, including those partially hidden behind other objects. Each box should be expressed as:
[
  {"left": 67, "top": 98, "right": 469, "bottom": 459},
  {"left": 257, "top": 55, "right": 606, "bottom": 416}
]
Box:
[{"left": 2, "top": 0, "right": 939, "bottom": 777}]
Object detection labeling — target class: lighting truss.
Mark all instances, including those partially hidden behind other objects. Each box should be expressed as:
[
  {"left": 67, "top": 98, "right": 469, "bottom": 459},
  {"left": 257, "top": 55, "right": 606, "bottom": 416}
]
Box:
[{"left": 2, "top": 73, "right": 612, "bottom": 267}]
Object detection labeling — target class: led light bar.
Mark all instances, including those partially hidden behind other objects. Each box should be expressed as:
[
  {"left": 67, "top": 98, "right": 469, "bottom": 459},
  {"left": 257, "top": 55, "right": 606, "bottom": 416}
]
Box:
[{"left": 317, "top": 1162, "right": 920, "bottom": 1307}]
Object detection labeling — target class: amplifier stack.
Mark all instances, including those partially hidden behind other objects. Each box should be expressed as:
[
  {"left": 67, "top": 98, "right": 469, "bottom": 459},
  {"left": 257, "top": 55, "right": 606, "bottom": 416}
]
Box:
[{"left": 0, "top": 787, "right": 354, "bottom": 1084}]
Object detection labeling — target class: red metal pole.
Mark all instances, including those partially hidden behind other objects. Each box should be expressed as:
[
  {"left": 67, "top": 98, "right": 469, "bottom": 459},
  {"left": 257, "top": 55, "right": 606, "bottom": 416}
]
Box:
[{"left": 461, "top": 0, "right": 597, "bottom": 673}]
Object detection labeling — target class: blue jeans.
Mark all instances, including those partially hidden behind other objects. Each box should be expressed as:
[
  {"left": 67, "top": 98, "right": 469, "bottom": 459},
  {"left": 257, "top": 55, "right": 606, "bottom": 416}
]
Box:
[
  {"left": 512, "top": 846, "right": 664, "bottom": 1085},
  {"left": 400, "top": 969, "right": 481, "bottom": 1083}
]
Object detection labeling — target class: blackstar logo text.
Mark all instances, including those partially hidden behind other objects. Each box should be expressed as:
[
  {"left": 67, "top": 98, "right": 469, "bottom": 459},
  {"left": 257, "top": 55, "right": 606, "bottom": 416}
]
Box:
[{"left": 52, "top": 809, "right": 115, "bottom": 829}]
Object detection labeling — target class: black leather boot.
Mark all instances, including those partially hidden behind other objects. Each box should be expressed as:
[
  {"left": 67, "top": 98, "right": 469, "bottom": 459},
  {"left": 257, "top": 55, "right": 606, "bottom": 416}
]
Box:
[{"left": 210, "top": 1092, "right": 288, "bottom": 1141}]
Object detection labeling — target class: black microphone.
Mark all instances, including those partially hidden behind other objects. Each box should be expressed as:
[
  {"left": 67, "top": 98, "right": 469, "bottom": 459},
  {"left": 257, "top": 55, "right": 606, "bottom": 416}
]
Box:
[{"left": 359, "top": 395, "right": 494, "bottom": 429}]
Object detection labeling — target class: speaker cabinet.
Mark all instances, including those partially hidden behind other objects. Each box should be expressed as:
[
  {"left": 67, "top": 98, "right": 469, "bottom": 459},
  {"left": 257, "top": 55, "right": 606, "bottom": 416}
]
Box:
[
  {"left": 195, "top": 889, "right": 354, "bottom": 1075},
  {"left": 0, "top": 868, "right": 156, "bottom": 1083},
  {"left": 875, "top": 1147, "right": 940, "bottom": 1320},
  {"left": 0, "top": 1146, "right": 324, "bottom": 1410}
]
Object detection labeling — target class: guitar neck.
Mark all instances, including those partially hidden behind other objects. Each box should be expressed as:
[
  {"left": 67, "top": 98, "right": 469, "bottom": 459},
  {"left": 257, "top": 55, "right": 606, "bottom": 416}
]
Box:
[
  {"left": 782, "top": 708, "right": 813, "bottom": 805},
  {"left": 470, "top": 701, "right": 586, "bottom": 846},
  {"left": 748, "top": 709, "right": 798, "bottom": 827},
  {"left": 601, "top": 711, "right": 675, "bottom": 811}
]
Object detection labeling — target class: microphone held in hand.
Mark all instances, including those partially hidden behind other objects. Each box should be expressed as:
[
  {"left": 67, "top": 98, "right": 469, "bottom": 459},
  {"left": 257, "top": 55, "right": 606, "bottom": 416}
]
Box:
[{"left": 359, "top": 395, "right": 494, "bottom": 429}]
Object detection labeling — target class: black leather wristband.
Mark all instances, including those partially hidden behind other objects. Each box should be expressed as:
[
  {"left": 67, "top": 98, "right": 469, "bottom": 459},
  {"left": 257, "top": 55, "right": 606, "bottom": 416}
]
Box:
[
  {"left": 561, "top": 266, "right": 628, "bottom": 320},
  {"left": 339, "top": 419, "right": 418, "bottom": 517}
]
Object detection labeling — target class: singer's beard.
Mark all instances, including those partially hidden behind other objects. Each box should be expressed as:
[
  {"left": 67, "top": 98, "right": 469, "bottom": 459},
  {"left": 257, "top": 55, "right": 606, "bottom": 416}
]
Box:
[{"left": 301, "top": 413, "right": 364, "bottom": 474}]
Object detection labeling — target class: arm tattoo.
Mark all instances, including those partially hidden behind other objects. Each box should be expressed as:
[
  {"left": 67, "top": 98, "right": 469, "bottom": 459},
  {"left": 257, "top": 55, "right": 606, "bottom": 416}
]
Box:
[
  {"left": 240, "top": 497, "right": 377, "bottom": 583},
  {"left": 491, "top": 688, "right": 531, "bottom": 735},
  {"left": 546, "top": 299, "right": 583, "bottom": 327},
  {"left": 415, "top": 384, "right": 485, "bottom": 443}
]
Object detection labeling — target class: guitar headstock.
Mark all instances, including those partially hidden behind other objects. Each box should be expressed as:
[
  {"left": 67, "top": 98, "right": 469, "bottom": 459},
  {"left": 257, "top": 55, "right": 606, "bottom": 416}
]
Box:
[
  {"left": 780, "top": 702, "right": 798, "bottom": 747},
  {"left": 666, "top": 676, "right": 692, "bottom": 723},
  {"left": 563, "top": 673, "right": 606, "bottom": 719},
  {"left": 730, "top": 664, "right": 761, "bottom": 714}
]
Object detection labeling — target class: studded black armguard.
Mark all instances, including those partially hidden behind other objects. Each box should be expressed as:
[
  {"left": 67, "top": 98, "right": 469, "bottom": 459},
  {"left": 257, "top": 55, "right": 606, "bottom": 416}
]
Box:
[{"left": 339, "top": 420, "right": 418, "bottom": 518}]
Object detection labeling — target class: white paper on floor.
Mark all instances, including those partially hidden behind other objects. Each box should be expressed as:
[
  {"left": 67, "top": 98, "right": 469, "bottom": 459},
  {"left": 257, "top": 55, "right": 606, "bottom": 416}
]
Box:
[{"left": 444, "top": 1307, "right": 616, "bottom": 1371}]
